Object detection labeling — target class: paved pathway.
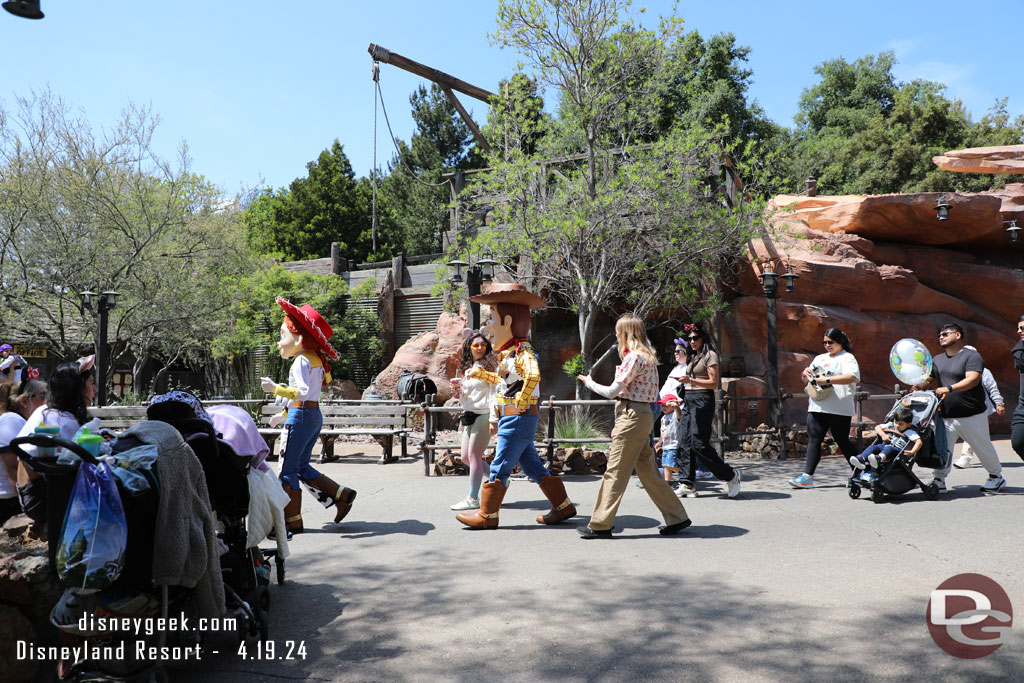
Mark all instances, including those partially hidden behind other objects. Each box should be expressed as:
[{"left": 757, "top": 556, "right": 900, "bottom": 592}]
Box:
[{"left": 180, "top": 439, "right": 1024, "bottom": 682}]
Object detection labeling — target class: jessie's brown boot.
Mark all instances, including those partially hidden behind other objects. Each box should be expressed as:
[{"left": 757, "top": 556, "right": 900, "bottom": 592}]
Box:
[
  {"left": 456, "top": 480, "right": 507, "bottom": 529},
  {"left": 307, "top": 475, "right": 358, "bottom": 523},
  {"left": 536, "top": 475, "right": 576, "bottom": 524},
  {"left": 283, "top": 484, "right": 304, "bottom": 533}
]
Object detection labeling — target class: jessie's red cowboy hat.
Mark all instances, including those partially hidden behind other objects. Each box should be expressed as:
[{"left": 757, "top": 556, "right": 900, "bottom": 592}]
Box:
[
  {"left": 276, "top": 298, "right": 340, "bottom": 360},
  {"left": 469, "top": 282, "right": 546, "bottom": 309}
]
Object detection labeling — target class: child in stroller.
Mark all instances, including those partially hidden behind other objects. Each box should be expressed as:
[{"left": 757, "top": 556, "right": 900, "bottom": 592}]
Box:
[
  {"left": 848, "top": 391, "right": 946, "bottom": 503},
  {"left": 848, "top": 407, "right": 923, "bottom": 483}
]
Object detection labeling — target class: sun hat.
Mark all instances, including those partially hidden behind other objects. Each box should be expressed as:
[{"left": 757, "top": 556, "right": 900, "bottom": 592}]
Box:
[
  {"left": 276, "top": 298, "right": 339, "bottom": 360},
  {"left": 469, "top": 282, "right": 546, "bottom": 309}
]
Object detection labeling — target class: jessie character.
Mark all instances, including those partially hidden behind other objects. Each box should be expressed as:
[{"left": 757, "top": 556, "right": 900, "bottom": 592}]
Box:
[
  {"left": 261, "top": 298, "right": 356, "bottom": 533},
  {"left": 455, "top": 283, "right": 576, "bottom": 529}
]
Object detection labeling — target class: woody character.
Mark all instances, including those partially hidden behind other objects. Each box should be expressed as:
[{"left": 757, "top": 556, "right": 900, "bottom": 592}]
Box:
[
  {"left": 456, "top": 283, "right": 576, "bottom": 529},
  {"left": 262, "top": 298, "right": 356, "bottom": 534}
]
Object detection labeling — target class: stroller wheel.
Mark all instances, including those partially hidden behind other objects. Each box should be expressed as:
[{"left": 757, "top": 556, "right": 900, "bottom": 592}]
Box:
[
  {"left": 276, "top": 557, "right": 286, "bottom": 585},
  {"left": 259, "top": 585, "right": 270, "bottom": 612},
  {"left": 924, "top": 483, "right": 941, "bottom": 500},
  {"left": 848, "top": 484, "right": 861, "bottom": 499},
  {"left": 871, "top": 486, "right": 885, "bottom": 503},
  {"left": 259, "top": 610, "right": 270, "bottom": 642}
]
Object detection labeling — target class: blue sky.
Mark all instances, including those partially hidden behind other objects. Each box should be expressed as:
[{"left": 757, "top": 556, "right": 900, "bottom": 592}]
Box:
[{"left": 2, "top": 1, "right": 1019, "bottom": 196}]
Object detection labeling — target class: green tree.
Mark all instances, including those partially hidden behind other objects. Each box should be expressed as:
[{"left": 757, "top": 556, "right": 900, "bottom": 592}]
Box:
[
  {"left": 478, "top": 0, "right": 769, "bottom": 395},
  {"left": 213, "top": 267, "right": 384, "bottom": 387},
  {"left": 243, "top": 141, "right": 398, "bottom": 262},
  {"left": 788, "top": 51, "right": 1024, "bottom": 194},
  {"left": 0, "top": 89, "right": 258, "bottom": 394},
  {"left": 380, "top": 84, "right": 485, "bottom": 255}
]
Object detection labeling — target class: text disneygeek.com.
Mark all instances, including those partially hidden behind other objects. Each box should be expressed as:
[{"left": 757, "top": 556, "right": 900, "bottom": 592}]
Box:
[{"left": 16, "top": 613, "right": 240, "bottom": 663}]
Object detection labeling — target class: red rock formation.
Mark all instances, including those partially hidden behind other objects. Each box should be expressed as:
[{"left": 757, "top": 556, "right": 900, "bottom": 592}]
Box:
[
  {"left": 933, "top": 145, "right": 1024, "bottom": 174},
  {"left": 374, "top": 310, "right": 467, "bottom": 403},
  {"left": 730, "top": 186, "right": 1024, "bottom": 431}
]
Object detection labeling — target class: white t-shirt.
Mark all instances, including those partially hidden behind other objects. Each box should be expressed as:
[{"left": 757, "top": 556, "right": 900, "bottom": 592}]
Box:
[
  {"left": 460, "top": 362, "right": 496, "bottom": 415},
  {"left": 0, "top": 355, "right": 23, "bottom": 382},
  {"left": 660, "top": 411, "right": 680, "bottom": 451},
  {"left": 14, "top": 406, "right": 95, "bottom": 458},
  {"left": 879, "top": 421, "right": 920, "bottom": 451},
  {"left": 807, "top": 350, "right": 860, "bottom": 417},
  {"left": 660, "top": 364, "right": 688, "bottom": 398},
  {"left": 288, "top": 354, "right": 324, "bottom": 402},
  {"left": 0, "top": 411, "right": 27, "bottom": 498}
]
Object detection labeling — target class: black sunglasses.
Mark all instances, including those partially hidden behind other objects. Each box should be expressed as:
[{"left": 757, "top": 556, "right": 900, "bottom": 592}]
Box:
[
  {"left": 823, "top": 340, "right": 836, "bottom": 346},
  {"left": 687, "top": 336, "right": 700, "bottom": 341}
]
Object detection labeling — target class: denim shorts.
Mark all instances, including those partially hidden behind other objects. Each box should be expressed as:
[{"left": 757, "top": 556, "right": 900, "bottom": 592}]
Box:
[{"left": 661, "top": 447, "right": 680, "bottom": 469}]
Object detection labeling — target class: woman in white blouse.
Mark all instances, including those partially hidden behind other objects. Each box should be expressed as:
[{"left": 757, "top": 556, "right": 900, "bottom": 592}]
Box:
[
  {"left": 577, "top": 314, "right": 692, "bottom": 538},
  {"left": 789, "top": 327, "right": 861, "bottom": 489},
  {"left": 450, "top": 332, "right": 497, "bottom": 511}
]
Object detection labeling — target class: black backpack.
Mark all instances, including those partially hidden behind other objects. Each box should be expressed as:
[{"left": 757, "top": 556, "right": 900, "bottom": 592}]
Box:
[{"left": 396, "top": 370, "right": 436, "bottom": 402}]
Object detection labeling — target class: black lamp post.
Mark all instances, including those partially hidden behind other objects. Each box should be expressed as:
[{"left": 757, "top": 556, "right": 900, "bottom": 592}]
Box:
[
  {"left": 756, "top": 261, "right": 799, "bottom": 432},
  {"left": 935, "top": 195, "right": 952, "bottom": 221},
  {"left": 80, "top": 290, "right": 118, "bottom": 407},
  {"left": 2, "top": 0, "right": 43, "bottom": 19},
  {"left": 448, "top": 255, "right": 498, "bottom": 331}
]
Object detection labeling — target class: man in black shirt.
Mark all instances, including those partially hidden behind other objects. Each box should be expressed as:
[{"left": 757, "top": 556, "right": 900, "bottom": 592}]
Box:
[{"left": 916, "top": 323, "right": 1005, "bottom": 493}]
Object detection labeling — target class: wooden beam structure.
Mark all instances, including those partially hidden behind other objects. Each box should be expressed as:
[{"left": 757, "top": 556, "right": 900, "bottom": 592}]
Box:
[{"left": 369, "top": 43, "right": 495, "bottom": 153}]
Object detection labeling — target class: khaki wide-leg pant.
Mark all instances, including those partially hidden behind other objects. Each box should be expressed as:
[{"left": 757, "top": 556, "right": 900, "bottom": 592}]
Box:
[{"left": 588, "top": 399, "right": 689, "bottom": 531}]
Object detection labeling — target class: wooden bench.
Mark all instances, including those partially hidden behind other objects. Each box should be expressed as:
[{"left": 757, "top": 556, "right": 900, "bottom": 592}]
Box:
[
  {"left": 258, "top": 401, "right": 411, "bottom": 464},
  {"left": 88, "top": 405, "right": 149, "bottom": 432}
]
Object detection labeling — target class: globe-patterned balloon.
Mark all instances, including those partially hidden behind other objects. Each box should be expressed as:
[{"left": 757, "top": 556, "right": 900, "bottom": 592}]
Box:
[{"left": 889, "top": 338, "right": 932, "bottom": 385}]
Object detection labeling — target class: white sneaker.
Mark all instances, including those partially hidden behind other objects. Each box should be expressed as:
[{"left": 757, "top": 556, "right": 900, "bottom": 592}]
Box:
[
  {"left": 727, "top": 470, "right": 742, "bottom": 498},
  {"left": 980, "top": 474, "right": 1006, "bottom": 494},
  {"left": 450, "top": 497, "right": 480, "bottom": 511},
  {"left": 952, "top": 454, "right": 973, "bottom": 469},
  {"left": 676, "top": 484, "right": 698, "bottom": 498},
  {"left": 849, "top": 456, "right": 866, "bottom": 470},
  {"left": 929, "top": 478, "right": 946, "bottom": 492},
  {"left": 867, "top": 454, "right": 882, "bottom": 469}
]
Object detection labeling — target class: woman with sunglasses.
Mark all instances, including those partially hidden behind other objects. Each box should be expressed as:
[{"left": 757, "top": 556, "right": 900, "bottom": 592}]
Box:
[
  {"left": 675, "top": 324, "right": 741, "bottom": 498},
  {"left": 450, "top": 331, "right": 498, "bottom": 511},
  {"left": 0, "top": 379, "right": 47, "bottom": 523},
  {"left": 789, "top": 328, "right": 861, "bottom": 489},
  {"left": 1010, "top": 315, "right": 1024, "bottom": 462}
]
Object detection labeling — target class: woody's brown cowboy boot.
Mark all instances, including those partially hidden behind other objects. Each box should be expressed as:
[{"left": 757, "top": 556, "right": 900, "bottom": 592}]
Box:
[
  {"left": 307, "top": 475, "right": 358, "bottom": 523},
  {"left": 283, "top": 484, "right": 304, "bottom": 533},
  {"left": 536, "top": 475, "right": 576, "bottom": 524},
  {"left": 456, "top": 479, "right": 507, "bottom": 529}
]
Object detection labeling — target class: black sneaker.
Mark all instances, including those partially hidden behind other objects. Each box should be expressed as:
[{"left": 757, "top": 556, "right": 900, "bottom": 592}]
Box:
[{"left": 578, "top": 527, "right": 614, "bottom": 539}]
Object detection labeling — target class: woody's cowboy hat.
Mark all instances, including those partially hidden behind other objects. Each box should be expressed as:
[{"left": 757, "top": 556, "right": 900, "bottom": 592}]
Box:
[
  {"left": 276, "top": 297, "right": 340, "bottom": 360},
  {"left": 469, "top": 282, "right": 546, "bottom": 309}
]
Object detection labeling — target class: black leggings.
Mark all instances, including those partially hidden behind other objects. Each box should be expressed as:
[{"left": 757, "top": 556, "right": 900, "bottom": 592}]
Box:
[
  {"left": 1011, "top": 405, "right": 1024, "bottom": 462},
  {"left": 680, "top": 390, "right": 735, "bottom": 485},
  {"left": 803, "top": 411, "right": 857, "bottom": 475}
]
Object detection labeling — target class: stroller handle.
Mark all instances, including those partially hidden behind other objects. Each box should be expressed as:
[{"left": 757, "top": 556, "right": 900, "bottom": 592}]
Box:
[{"left": 8, "top": 434, "right": 99, "bottom": 465}]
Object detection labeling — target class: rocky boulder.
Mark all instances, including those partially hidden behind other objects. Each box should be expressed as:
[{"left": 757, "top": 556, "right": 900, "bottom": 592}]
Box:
[
  {"left": 933, "top": 144, "right": 1024, "bottom": 174},
  {"left": 374, "top": 311, "right": 469, "bottom": 403}
]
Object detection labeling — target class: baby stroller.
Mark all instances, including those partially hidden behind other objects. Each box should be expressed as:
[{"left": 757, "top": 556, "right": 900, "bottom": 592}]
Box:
[
  {"left": 207, "top": 403, "right": 288, "bottom": 587},
  {"left": 10, "top": 429, "right": 207, "bottom": 682},
  {"left": 146, "top": 394, "right": 274, "bottom": 644},
  {"left": 848, "top": 391, "right": 948, "bottom": 503}
]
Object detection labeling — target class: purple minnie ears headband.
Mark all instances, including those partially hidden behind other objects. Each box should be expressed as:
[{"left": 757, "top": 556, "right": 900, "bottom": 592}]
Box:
[{"left": 673, "top": 337, "right": 688, "bottom": 346}]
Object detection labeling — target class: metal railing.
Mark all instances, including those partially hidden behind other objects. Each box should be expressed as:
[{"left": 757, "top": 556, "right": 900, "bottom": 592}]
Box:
[
  {"left": 716, "top": 385, "right": 909, "bottom": 457},
  {"left": 417, "top": 395, "right": 618, "bottom": 476}
]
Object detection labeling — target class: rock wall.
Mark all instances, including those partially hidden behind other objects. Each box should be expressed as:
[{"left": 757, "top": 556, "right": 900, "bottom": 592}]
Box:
[{"left": 728, "top": 184, "right": 1024, "bottom": 430}]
